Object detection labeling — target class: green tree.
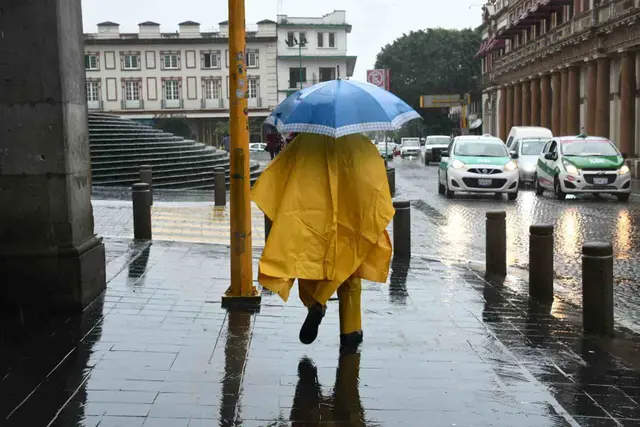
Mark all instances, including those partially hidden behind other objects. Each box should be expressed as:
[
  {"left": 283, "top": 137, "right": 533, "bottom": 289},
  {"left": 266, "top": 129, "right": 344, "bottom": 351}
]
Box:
[{"left": 375, "top": 27, "right": 481, "bottom": 135}]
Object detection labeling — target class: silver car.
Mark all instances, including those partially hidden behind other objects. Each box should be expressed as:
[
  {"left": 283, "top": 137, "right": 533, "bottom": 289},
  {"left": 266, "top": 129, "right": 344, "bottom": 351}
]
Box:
[{"left": 509, "top": 138, "right": 549, "bottom": 185}]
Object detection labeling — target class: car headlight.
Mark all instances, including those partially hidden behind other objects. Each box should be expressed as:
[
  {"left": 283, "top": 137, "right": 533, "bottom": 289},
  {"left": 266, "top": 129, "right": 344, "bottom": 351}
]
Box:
[
  {"left": 452, "top": 159, "right": 465, "bottom": 169},
  {"left": 619, "top": 165, "right": 630, "bottom": 175},
  {"left": 503, "top": 160, "right": 517, "bottom": 172},
  {"left": 563, "top": 160, "right": 579, "bottom": 175}
]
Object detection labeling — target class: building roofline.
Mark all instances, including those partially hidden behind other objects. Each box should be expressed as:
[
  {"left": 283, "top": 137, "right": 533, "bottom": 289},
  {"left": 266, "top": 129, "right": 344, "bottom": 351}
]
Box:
[
  {"left": 97, "top": 21, "right": 119, "bottom": 26},
  {"left": 257, "top": 19, "right": 277, "bottom": 24},
  {"left": 138, "top": 21, "right": 160, "bottom": 26},
  {"left": 84, "top": 35, "right": 277, "bottom": 45},
  {"left": 179, "top": 21, "right": 200, "bottom": 26}
]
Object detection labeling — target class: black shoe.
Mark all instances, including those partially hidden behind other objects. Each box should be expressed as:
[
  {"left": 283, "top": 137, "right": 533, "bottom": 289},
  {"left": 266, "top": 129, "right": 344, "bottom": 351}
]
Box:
[
  {"left": 299, "top": 303, "right": 326, "bottom": 345},
  {"left": 340, "top": 330, "right": 363, "bottom": 353}
]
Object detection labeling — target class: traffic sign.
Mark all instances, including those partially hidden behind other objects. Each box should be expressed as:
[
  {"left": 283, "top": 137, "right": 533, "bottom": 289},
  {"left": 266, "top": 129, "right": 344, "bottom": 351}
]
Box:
[{"left": 367, "top": 69, "right": 390, "bottom": 90}]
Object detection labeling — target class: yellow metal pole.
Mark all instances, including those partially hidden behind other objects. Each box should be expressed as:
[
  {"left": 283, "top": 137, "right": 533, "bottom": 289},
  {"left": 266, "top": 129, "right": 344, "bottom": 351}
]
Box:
[{"left": 222, "top": 0, "right": 261, "bottom": 308}]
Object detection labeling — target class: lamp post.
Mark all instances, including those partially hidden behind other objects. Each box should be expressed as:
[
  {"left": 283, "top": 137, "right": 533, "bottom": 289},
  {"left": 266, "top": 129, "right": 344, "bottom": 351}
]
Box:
[{"left": 286, "top": 36, "right": 306, "bottom": 89}]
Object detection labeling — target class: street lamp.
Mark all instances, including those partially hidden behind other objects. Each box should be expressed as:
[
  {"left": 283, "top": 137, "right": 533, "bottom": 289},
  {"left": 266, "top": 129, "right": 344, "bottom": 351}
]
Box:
[{"left": 285, "top": 36, "right": 306, "bottom": 89}]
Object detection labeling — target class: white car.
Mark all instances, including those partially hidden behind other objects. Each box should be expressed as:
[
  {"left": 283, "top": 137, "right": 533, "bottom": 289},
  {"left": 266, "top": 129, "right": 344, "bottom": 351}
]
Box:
[
  {"left": 249, "top": 143, "right": 266, "bottom": 152},
  {"left": 423, "top": 135, "right": 451, "bottom": 165},
  {"left": 400, "top": 138, "right": 421, "bottom": 158},
  {"left": 438, "top": 135, "right": 519, "bottom": 200},
  {"left": 534, "top": 135, "right": 631, "bottom": 201}
]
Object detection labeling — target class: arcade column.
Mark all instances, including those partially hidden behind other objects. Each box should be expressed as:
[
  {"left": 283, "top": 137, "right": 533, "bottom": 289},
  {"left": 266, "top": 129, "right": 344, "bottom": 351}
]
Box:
[{"left": 0, "top": 0, "right": 106, "bottom": 317}]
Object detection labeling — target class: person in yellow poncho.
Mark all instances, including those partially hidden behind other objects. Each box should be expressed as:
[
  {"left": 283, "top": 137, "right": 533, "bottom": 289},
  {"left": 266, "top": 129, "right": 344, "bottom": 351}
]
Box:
[{"left": 251, "top": 132, "right": 395, "bottom": 349}]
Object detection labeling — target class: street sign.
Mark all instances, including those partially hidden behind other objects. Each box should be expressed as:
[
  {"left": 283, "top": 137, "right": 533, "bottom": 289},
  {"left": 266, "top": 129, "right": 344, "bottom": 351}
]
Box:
[
  {"left": 420, "top": 94, "right": 469, "bottom": 108},
  {"left": 367, "top": 69, "right": 390, "bottom": 90}
]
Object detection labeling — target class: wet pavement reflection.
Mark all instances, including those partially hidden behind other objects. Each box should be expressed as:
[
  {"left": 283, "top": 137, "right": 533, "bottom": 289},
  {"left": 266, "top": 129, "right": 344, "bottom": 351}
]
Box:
[
  {"left": 2, "top": 239, "right": 640, "bottom": 426},
  {"left": 391, "top": 157, "right": 640, "bottom": 333}
]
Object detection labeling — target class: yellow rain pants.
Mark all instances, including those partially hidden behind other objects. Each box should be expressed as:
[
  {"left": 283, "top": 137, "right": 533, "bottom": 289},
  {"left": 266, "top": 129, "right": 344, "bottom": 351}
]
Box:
[{"left": 251, "top": 133, "right": 395, "bottom": 324}]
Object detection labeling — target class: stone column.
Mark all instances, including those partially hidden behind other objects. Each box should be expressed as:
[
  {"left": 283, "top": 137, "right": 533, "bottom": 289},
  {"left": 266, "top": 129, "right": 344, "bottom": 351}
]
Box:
[
  {"left": 541, "top": 74, "right": 552, "bottom": 129},
  {"left": 0, "top": 0, "right": 106, "bottom": 317},
  {"left": 499, "top": 86, "right": 507, "bottom": 141},
  {"left": 514, "top": 82, "right": 522, "bottom": 126},
  {"left": 506, "top": 85, "right": 514, "bottom": 134},
  {"left": 586, "top": 60, "right": 597, "bottom": 135},
  {"left": 551, "top": 72, "right": 562, "bottom": 135},
  {"left": 522, "top": 81, "right": 531, "bottom": 126},
  {"left": 620, "top": 51, "right": 636, "bottom": 156},
  {"left": 531, "top": 77, "right": 541, "bottom": 126},
  {"left": 595, "top": 56, "right": 610, "bottom": 138},
  {"left": 567, "top": 66, "right": 580, "bottom": 135},
  {"left": 560, "top": 69, "right": 569, "bottom": 135}
]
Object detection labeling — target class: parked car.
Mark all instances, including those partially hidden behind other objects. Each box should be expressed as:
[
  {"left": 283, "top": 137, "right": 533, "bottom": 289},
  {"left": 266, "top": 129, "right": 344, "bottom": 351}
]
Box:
[
  {"left": 249, "top": 143, "right": 267, "bottom": 152},
  {"left": 438, "top": 135, "right": 519, "bottom": 200},
  {"left": 534, "top": 135, "right": 631, "bottom": 201},
  {"left": 508, "top": 138, "right": 548, "bottom": 186},
  {"left": 400, "top": 138, "right": 421, "bottom": 158},
  {"left": 377, "top": 141, "right": 397, "bottom": 159},
  {"left": 423, "top": 135, "right": 451, "bottom": 165},
  {"left": 506, "top": 126, "right": 552, "bottom": 149}
]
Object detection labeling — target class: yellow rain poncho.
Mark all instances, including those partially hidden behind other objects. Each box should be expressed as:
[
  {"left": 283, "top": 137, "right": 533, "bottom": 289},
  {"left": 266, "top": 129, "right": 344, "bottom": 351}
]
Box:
[{"left": 251, "top": 133, "right": 395, "bottom": 306}]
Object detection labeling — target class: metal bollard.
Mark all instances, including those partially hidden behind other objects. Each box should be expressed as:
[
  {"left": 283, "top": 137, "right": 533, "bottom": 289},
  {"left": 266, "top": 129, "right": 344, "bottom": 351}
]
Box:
[
  {"left": 392, "top": 200, "right": 411, "bottom": 258},
  {"left": 486, "top": 211, "right": 507, "bottom": 277},
  {"left": 214, "top": 167, "right": 226, "bottom": 207},
  {"left": 386, "top": 167, "right": 395, "bottom": 197},
  {"left": 634, "top": 160, "right": 640, "bottom": 179},
  {"left": 529, "top": 224, "right": 554, "bottom": 301},
  {"left": 132, "top": 183, "right": 152, "bottom": 240},
  {"left": 582, "top": 242, "right": 614, "bottom": 336},
  {"left": 139, "top": 165, "right": 153, "bottom": 205},
  {"left": 264, "top": 214, "right": 272, "bottom": 240}
]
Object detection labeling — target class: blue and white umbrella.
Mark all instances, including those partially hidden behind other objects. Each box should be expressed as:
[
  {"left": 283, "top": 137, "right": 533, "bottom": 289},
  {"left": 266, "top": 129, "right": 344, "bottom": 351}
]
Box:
[{"left": 264, "top": 79, "right": 421, "bottom": 139}]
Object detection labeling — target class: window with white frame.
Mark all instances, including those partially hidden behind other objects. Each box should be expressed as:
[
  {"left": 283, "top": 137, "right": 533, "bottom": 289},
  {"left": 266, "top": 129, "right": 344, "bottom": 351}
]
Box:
[
  {"left": 163, "top": 53, "right": 180, "bottom": 70},
  {"left": 204, "top": 79, "right": 221, "bottom": 99},
  {"left": 123, "top": 54, "right": 140, "bottom": 70},
  {"left": 299, "top": 32, "right": 307, "bottom": 45},
  {"left": 317, "top": 32, "right": 324, "bottom": 47},
  {"left": 85, "top": 54, "right": 99, "bottom": 71},
  {"left": 165, "top": 80, "right": 180, "bottom": 100},
  {"left": 125, "top": 80, "right": 140, "bottom": 100},
  {"left": 86, "top": 81, "right": 100, "bottom": 101},
  {"left": 246, "top": 50, "right": 259, "bottom": 68},
  {"left": 203, "top": 51, "right": 220, "bottom": 69},
  {"left": 287, "top": 32, "right": 295, "bottom": 46},
  {"left": 248, "top": 77, "right": 259, "bottom": 99}
]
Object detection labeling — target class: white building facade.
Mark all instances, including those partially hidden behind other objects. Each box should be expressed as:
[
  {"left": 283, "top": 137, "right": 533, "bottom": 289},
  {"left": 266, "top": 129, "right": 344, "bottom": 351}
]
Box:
[
  {"left": 275, "top": 11, "right": 357, "bottom": 103},
  {"left": 84, "top": 11, "right": 356, "bottom": 144}
]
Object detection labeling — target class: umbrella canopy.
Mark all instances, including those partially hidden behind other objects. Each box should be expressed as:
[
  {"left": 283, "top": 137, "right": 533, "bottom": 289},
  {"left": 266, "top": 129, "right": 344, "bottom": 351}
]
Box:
[{"left": 265, "top": 79, "right": 421, "bottom": 139}]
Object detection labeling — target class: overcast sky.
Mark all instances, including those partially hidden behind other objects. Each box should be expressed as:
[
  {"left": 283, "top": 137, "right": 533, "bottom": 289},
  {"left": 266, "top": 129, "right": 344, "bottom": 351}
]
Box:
[{"left": 82, "top": 0, "right": 481, "bottom": 80}]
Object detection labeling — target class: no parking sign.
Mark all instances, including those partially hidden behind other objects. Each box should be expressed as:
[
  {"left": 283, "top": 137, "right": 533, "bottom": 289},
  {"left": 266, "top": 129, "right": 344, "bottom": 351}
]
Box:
[{"left": 367, "top": 69, "right": 390, "bottom": 90}]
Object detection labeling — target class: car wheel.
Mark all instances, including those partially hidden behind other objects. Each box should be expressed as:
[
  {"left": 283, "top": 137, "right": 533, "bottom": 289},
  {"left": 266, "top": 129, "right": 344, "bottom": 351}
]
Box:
[
  {"left": 438, "top": 174, "right": 445, "bottom": 195},
  {"left": 535, "top": 175, "right": 544, "bottom": 196},
  {"left": 554, "top": 178, "right": 566, "bottom": 200},
  {"left": 444, "top": 174, "right": 455, "bottom": 198},
  {"left": 508, "top": 191, "right": 518, "bottom": 201},
  {"left": 616, "top": 193, "right": 630, "bottom": 202},
  {"left": 425, "top": 158, "right": 430, "bottom": 166}
]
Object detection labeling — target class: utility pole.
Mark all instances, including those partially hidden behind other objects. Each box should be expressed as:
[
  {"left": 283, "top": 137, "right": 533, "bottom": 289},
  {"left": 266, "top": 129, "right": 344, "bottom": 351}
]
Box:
[{"left": 222, "top": 0, "right": 260, "bottom": 308}]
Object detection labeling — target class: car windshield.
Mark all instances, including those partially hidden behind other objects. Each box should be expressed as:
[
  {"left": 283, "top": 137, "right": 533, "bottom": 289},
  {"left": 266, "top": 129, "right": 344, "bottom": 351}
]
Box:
[
  {"left": 561, "top": 140, "right": 619, "bottom": 156},
  {"left": 403, "top": 141, "right": 419, "bottom": 147},
  {"left": 520, "top": 140, "right": 546, "bottom": 155},
  {"left": 426, "top": 137, "right": 450, "bottom": 145},
  {"left": 454, "top": 140, "right": 508, "bottom": 157}
]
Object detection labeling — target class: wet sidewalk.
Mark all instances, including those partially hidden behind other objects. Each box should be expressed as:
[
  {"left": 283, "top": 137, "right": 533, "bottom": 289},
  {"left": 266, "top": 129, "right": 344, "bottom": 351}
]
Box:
[{"left": 2, "top": 239, "right": 640, "bottom": 426}]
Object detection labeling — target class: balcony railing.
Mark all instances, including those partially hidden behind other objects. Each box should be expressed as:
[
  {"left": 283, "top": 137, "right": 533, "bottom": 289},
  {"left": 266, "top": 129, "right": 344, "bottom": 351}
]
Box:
[
  {"left": 87, "top": 100, "right": 103, "bottom": 110},
  {"left": 201, "top": 98, "right": 224, "bottom": 109},
  {"left": 162, "top": 99, "right": 184, "bottom": 109},
  {"left": 248, "top": 97, "right": 263, "bottom": 108},
  {"left": 121, "top": 99, "right": 144, "bottom": 110}
]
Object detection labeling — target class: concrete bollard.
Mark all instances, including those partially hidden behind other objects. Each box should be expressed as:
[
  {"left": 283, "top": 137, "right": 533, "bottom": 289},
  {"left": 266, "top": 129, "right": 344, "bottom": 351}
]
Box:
[
  {"left": 139, "top": 165, "right": 153, "bottom": 205},
  {"left": 386, "top": 168, "right": 396, "bottom": 197},
  {"left": 214, "top": 167, "right": 226, "bottom": 207},
  {"left": 392, "top": 200, "right": 411, "bottom": 258},
  {"left": 132, "top": 183, "right": 152, "bottom": 240},
  {"left": 529, "top": 224, "right": 554, "bottom": 301},
  {"left": 264, "top": 214, "right": 272, "bottom": 240},
  {"left": 486, "top": 211, "right": 507, "bottom": 277},
  {"left": 582, "top": 242, "right": 614, "bottom": 336},
  {"left": 634, "top": 160, "right": 640, "bottom": 179}
]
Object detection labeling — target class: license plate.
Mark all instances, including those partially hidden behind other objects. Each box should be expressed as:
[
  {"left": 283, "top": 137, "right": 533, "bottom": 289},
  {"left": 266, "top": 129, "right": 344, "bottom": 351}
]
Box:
[
  {"left": 593, "top": 177, "right": 608, "bottom": 185},
  {"left": 478, "top": 179, "right": 492, "bottom": 187}
]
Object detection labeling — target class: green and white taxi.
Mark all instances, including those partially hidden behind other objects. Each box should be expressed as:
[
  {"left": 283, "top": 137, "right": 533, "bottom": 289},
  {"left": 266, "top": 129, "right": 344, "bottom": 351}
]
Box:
[
  {"left": 534, "top": 135, "right": 631, "bottom": 201},
  {"left": 438, "top": 135, "right": 519, "bottom": 200}
]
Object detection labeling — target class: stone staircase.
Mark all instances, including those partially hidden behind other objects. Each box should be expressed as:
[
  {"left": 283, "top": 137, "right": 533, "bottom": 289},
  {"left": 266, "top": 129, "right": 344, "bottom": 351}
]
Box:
[{"left": 89, "top": 113, "right": 261, "bottom": 190}]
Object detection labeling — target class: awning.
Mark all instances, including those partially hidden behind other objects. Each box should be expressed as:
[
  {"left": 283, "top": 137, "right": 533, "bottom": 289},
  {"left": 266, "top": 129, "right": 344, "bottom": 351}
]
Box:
[
  {"left": 474, "top": 41, "right": 488, "bottom": 59},
  {"left": 485, "top": 38, "right": 506, "bottom": 53}
]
